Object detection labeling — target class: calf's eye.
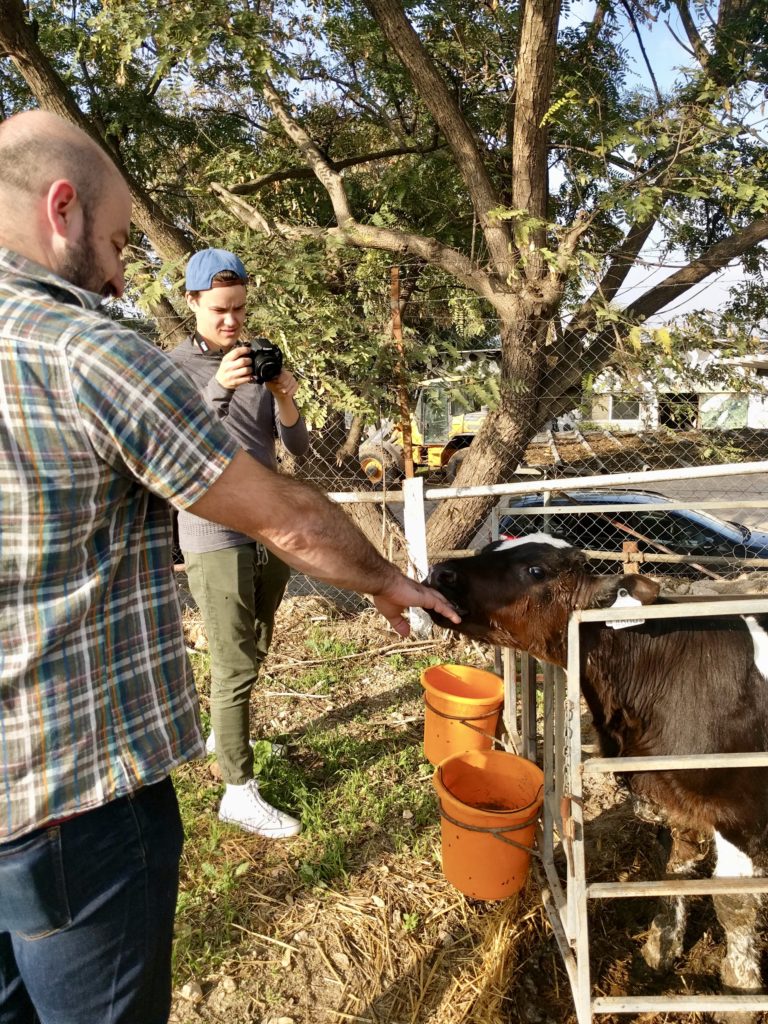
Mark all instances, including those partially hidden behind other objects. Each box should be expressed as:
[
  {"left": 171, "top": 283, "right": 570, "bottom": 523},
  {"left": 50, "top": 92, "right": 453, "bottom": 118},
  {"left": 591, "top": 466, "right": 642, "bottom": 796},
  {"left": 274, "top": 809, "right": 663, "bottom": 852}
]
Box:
[{"left": 528, "top": 565, "right": 545, "bottom": 580}]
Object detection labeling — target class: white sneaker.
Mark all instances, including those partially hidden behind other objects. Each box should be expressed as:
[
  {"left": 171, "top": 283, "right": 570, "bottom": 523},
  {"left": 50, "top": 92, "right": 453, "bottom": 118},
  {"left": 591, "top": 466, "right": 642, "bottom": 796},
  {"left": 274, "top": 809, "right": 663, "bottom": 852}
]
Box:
[
  {"left": 206, "top": 731, "right": 285, "bottom": 757},
  {"left": 218, "top": 779, "right": 302, "bottom": 838}
]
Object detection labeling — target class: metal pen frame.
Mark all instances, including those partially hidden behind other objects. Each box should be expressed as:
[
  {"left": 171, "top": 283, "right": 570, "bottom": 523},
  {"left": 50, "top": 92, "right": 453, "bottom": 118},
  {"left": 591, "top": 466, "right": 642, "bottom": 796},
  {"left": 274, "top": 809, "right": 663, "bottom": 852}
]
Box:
[{"left": 500, "top": 597, "right": 768, "bottom": 1021}]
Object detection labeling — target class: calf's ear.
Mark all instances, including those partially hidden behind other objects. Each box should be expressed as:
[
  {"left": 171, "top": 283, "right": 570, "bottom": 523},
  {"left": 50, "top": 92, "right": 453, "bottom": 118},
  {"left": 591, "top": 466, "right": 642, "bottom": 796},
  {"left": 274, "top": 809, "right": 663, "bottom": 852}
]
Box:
[
  {"left": 622, "top": 575, "right": 661, "bottom": 604},
  {"left": 588, "top": 574, "right": 661, "bottom": 607}
]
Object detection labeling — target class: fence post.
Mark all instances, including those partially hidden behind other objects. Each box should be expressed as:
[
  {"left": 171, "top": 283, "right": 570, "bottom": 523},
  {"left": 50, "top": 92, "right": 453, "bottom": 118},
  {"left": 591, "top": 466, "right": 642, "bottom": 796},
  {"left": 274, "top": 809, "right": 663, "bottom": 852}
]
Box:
[
  {"left": 622, "top": 541, "right": 639, "bottom": 574},
  {"left": 402, "top": 476, "right": 432, "bottom": 638}
]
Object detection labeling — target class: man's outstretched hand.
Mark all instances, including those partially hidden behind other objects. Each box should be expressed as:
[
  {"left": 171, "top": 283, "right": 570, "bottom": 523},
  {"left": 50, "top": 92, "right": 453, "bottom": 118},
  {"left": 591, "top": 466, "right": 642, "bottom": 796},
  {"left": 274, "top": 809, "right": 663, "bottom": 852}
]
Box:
[{"left": 372, "top": 575, "right": 461, "bottom": 637}]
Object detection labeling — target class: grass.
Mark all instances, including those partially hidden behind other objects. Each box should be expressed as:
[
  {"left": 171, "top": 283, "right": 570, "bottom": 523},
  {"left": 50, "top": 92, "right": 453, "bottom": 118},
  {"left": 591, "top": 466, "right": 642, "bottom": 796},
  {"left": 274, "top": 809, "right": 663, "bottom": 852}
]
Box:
[
  {"left": 169, "top": 600, "right": 565, "bottom": 1024},
  {"left": 175, "top": 720, "right": 441, "bottom": 964},
  {"left": 172, "top": 617, "right": 459, "bottom": 982}
]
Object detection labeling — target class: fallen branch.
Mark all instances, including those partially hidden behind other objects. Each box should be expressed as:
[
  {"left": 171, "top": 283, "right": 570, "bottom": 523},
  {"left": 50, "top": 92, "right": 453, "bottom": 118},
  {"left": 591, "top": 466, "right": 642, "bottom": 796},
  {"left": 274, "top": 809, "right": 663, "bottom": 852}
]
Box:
[
  {"left": 263, "top": 690, "right": 333, "bottom": 699},
  {"left": 264, "top": 639, "right": 442, "bottom": 674}
]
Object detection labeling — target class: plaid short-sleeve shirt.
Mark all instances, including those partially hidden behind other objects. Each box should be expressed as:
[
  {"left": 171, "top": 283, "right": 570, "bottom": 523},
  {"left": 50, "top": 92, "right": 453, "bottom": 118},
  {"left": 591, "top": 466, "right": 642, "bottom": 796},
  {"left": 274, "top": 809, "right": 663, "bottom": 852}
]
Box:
[{"left": 0, "top": 248, "right": 239, "bottom": 842}]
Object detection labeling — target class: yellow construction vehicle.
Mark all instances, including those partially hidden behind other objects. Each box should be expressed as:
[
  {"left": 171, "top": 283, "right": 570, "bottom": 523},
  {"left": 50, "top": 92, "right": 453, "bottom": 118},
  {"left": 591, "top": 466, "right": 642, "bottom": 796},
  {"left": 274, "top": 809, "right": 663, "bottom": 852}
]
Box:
[{"left": 359, "top": 358, "right": 499, "bottom": 487}]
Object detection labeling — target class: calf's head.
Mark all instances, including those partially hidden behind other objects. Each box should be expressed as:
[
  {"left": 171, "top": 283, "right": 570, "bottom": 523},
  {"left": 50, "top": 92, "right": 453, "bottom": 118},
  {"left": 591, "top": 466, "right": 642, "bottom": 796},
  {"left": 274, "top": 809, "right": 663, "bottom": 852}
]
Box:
[{"left": 426, "top": 533, "right": 660, "bottom": 666}]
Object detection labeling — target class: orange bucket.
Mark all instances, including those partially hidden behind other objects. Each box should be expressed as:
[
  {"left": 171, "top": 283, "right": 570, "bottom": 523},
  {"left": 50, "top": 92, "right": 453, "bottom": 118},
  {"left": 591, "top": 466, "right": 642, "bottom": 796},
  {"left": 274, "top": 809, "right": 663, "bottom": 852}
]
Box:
[
  {"left": 433, "top": 749, "right": 544, "bottom": 901},
  {"left": 420, "top": 664, "right": 504, "bottom": 766}
]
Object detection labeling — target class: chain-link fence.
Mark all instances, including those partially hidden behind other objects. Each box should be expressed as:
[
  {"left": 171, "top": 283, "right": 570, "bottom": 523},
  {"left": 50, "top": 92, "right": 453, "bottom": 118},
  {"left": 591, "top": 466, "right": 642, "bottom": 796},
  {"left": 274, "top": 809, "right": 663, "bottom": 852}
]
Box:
[
  {"left": 168, "top": 269, "right": 768, "bottom": 609},
  {"left": 279, "top": 418, "right": 768, "bottom": 609}
]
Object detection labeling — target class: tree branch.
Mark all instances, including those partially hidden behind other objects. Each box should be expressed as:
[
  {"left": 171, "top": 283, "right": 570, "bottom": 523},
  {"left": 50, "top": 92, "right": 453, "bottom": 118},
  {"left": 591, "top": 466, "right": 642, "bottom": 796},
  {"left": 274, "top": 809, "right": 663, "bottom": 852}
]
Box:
[
  {"left": 210, "top": 183, "right": 278, "bottom": 236},
  {"left": 229, "top": 142, "right": 442, "bottom": 196},
  {"left": 621, "top": 0, "right": 663, "bottom": 105},
  {"left": 624, "top": 216, "right": 768, "bottom": 322},
  {"left": 550, "top": 210, "right": 593, "bottom": 282},
  {"left": 297, "top": 68, "right": 399, "bottom": 129},
  {"left": 364, "top": 0, "right": 516, "bottom": 277},
  {"left": 674, "top": 0, "right": 713, "bottom": 74},
  {"left": 584, "top": 0, "right": 610, "bottom": 45},
  {"left": 210, "top": 180, "right": 510, "bottom": 310},
  {"left": 262, "top": 76, "right": 354, "bottom": 225},
  {"left": 511, "top": 0, "right": 561, "bottom": 277},
  {"left": 556, "top": 143, "right": 640, "bottom": 174},
  {"left": 540, "top": 215, "right": 768, "bottom": 421},
  {"left": 564, "top": 216, "right": 658, "bottom": 339}
]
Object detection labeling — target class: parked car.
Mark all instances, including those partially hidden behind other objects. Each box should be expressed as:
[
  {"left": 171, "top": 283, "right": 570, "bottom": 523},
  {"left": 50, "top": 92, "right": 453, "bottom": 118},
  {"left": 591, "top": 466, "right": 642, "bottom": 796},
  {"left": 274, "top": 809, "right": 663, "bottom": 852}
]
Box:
[{"left": 497, "top": 489, "right": 768, "bottom": 578}]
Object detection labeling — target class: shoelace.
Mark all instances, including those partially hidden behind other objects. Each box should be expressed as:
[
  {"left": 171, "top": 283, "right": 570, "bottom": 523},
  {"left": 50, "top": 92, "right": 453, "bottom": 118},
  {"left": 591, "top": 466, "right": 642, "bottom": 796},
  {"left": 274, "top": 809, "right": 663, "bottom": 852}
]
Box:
[{"left": 245, "top": 782, "right": 282, "bottom": 822}]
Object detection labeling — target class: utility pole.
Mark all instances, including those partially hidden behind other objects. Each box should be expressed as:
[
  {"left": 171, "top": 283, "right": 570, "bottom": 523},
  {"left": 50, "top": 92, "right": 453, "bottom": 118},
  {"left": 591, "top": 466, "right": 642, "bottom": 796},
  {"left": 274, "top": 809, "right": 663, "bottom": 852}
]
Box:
[{"left": 390, "top": 266, "right": 414, "bottom": 479}]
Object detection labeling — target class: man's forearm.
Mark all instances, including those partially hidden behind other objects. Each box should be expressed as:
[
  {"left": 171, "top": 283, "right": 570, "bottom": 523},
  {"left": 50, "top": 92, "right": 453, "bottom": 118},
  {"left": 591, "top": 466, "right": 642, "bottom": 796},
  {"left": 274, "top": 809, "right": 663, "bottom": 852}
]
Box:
[
  {"left": 274, "top": 393, "right": 300, "bottom": 428},
  {"left": 187, "top": 450, "right": 461, "bottom": 635},
  {"left": 187, "top": 450, "right": 398, "bottom": 594}
]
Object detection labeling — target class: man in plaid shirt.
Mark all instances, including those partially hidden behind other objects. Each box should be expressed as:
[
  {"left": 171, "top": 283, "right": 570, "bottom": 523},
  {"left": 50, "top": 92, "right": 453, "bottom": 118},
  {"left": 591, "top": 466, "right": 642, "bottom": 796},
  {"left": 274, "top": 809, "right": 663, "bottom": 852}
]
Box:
[{"left": 0, "top": 110, "right": 458, "bottom": 1024}]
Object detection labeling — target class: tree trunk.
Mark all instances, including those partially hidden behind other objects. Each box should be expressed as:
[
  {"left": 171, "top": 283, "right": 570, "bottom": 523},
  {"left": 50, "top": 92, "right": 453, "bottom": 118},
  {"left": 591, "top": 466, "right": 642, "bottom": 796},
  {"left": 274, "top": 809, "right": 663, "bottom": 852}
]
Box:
[
  {"left": 425, "top": 312, "right": 546, "bottom": 553},
  {"left": 344, "top": 502, "right": 408, "bottom": 565},
  {"left": 148, "top": 296, "right": 191, "bottom": 349},
  {"left": 335, "top": 415, "right": 365, "bottom": 465}
]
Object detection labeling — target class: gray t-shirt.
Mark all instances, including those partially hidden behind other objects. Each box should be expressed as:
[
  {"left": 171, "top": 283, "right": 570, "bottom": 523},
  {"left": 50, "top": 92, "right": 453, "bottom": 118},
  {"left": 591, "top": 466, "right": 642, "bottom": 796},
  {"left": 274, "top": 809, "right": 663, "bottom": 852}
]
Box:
[{"left": 169, "top": 336, "right": 310, "bottom": 552}]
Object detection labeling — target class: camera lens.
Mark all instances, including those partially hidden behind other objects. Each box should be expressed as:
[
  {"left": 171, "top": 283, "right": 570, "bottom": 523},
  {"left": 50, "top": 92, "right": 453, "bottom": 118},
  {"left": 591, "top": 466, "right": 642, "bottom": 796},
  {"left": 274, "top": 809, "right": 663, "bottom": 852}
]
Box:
[{"left": 249, "top": 342, "right": 283, "bottom": 383}]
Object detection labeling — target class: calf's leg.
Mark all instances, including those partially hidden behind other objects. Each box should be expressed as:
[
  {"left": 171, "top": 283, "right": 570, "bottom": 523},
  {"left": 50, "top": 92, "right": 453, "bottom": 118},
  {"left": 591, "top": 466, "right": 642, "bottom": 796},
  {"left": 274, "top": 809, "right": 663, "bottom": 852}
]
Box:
[
  {"left": 711, "top": 831, "right": 762, "bottom": 1024},
  {"left": 642, "top": 824, "right": 710, "bottom": 972}
]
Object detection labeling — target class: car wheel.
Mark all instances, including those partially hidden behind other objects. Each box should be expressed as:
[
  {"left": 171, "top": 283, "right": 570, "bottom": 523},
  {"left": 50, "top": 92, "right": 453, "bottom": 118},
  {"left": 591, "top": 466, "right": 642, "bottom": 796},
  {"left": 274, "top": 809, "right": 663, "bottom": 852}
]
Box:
[
  {"left": 444, "top": 448, "right": 468, "bottom": 483},
  {"left": 359, "top": 446, "right": 401, "bottom": 490}
]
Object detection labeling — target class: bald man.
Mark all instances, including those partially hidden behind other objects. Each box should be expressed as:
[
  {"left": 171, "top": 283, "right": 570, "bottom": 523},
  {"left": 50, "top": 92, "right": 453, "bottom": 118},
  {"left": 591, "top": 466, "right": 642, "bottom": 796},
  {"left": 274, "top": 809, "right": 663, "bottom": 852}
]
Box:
[{"left": 0, "top": 110, "right": 458, "bottom": 1024}]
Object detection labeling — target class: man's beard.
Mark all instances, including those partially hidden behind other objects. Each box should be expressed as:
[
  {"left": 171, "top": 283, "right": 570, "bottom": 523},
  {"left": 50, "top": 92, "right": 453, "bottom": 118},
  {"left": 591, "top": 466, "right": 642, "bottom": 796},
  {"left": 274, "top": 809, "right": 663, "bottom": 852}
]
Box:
[{"left": 56, "top": 217, "right": 112, "bottom": 297}]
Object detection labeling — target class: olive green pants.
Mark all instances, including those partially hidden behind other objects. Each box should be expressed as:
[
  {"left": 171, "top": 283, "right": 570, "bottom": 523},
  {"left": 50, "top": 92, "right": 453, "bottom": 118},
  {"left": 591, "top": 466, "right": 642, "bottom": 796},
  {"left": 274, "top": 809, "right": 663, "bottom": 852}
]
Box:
[{"left": 184, "top": 544, "right": 290, "bottom": 784}]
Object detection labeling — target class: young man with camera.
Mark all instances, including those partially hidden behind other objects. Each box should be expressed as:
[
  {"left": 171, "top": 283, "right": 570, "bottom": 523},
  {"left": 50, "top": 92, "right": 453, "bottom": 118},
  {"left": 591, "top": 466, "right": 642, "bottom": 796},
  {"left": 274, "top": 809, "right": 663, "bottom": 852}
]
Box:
[{"left": 171, "top": 248, "right": 309, "bottom": 837}]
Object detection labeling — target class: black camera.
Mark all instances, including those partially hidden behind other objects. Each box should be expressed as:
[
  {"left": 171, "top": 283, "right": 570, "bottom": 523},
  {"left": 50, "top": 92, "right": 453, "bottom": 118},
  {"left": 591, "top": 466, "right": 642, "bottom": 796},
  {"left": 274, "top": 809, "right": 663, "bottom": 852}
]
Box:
[{"left": 246, "top": 338, "right": 283, "bottom": 384}]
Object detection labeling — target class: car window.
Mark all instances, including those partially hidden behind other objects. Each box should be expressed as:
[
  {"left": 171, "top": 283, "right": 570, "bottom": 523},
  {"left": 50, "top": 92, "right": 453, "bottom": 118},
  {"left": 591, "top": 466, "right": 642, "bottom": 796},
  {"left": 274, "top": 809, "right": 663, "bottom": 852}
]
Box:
[
  {"left": 498, "top": 497, "right": 743, "bottom": 575},
  {"left": 618, "top": 511, "right": 733, "bottom": 554},
  {"left": 499, "top": 512, "right": 635, "bottom": 553},
  {"left": 499, "top": 512, "right": 549, "bottom": 537},
  {"left": 678, "top": 508, "right": 744, "bottom": 543},
  {"left": 549, "top": 513, "right": 631, "bottom": 552}
]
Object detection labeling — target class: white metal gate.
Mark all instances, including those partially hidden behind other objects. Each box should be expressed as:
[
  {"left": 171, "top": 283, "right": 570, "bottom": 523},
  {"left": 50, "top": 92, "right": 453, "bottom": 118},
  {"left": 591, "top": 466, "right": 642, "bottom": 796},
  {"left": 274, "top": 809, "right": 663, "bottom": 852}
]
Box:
[{"left": 502, "top": 595, "right": 768, "bottom": 1022}]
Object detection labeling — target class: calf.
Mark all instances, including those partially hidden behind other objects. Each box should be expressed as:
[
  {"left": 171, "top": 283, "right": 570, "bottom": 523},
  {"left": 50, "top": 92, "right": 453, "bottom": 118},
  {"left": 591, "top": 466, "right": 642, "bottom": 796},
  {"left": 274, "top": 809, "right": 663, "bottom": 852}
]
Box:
[{"left": 427, "top": 533, "right": 768, "bottom": 1009}]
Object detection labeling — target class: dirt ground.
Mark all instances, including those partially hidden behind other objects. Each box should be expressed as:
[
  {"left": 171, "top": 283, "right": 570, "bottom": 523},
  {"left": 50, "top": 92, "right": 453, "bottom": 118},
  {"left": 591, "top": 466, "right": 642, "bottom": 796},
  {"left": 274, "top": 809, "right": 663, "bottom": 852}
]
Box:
[{"left": 169, "top": 586, "right": 768, "bottom": 1024}]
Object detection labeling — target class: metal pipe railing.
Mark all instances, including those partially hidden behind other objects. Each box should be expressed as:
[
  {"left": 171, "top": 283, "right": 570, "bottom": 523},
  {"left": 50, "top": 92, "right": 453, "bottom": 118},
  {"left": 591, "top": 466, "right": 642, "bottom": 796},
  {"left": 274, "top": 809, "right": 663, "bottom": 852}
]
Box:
[
  {"left": 560, "top": 595, "right": 768, "bottom": 1022},
  {"left": 327, "top": 458, "right": 768, "bottom": 503}
]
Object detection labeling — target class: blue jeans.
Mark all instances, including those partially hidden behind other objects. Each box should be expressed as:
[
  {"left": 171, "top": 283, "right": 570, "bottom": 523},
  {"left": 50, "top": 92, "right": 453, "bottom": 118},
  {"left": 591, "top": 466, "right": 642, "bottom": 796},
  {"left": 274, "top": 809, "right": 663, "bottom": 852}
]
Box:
[{"left": 0, "top": 778, "right": 183, "bottom": 1024}]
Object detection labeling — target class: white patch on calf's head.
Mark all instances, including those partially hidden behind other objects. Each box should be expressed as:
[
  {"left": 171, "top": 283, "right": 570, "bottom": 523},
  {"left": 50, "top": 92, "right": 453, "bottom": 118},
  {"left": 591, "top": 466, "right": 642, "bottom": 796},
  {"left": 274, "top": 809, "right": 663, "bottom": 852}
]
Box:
[{"left": 494, "top": 533, "right": 572, "bottom": 552}]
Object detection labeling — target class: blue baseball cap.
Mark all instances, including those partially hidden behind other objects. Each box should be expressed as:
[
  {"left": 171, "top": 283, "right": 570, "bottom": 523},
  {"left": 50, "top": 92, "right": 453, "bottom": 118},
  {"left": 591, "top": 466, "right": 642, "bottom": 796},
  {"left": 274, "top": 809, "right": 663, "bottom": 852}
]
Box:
[{"left": 185, "top": 248, "right": 248, "bottom": 291}]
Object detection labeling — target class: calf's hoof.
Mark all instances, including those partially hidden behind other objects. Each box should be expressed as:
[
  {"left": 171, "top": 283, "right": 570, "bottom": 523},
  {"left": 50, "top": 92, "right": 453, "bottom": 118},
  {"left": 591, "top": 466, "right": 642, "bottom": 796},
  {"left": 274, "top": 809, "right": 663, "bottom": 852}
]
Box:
[
  {"left": 713, "top": 890, "right": 763, "bottom": 1023},
  {"left": 712, "top": 1008, "right": 758, "bottom": 1024},
  {"left": 720, "top": 955, "right": 762, "bottom": 994},
  {"left": 643, "top": 909, "right": 684, "bottom": 970},
  {"left": 641, "top": 914, "right": 684, "bottom": 972},
  {"left": 713, "top": 948, "right": 763, "bottom": 1024}
]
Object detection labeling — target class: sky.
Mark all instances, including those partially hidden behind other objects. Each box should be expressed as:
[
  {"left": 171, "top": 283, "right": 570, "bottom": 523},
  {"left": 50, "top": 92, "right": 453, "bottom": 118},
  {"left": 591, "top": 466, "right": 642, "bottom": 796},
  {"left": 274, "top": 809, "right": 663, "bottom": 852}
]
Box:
[{"left": 566, "top": 0, "right": 757, "bottom": 327}]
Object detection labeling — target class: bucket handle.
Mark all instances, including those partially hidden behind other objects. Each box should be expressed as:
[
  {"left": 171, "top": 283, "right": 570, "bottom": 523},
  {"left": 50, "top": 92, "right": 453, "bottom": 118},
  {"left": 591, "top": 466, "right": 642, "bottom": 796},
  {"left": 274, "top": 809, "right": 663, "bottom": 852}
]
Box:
[
  {"left": 424, "top": 696, "right": 502, "bottom": 746},
  {"left": 437, "top": 803, "right": 543, "bottom": 859}
]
